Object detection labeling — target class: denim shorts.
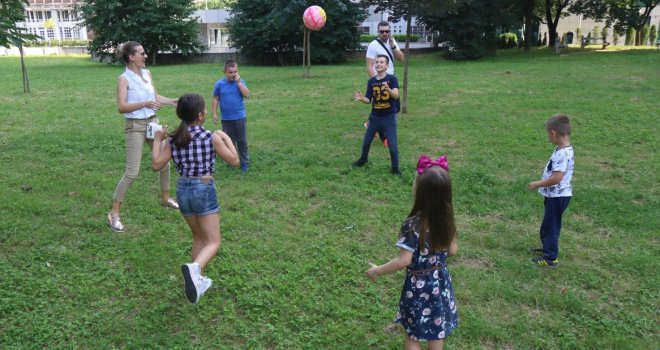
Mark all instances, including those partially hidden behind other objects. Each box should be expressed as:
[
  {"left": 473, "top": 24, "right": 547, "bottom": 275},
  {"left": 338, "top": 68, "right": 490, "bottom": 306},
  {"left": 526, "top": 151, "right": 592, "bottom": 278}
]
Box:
[{"left": 175, "top": 177, "right": 219, "bottom": 217}]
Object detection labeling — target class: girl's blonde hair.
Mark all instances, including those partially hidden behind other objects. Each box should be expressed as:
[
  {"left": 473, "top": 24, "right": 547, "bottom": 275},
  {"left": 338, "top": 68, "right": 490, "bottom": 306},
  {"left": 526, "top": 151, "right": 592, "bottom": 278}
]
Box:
[{"left": 409, "top": 166, "right": 456, "bottom": 253}]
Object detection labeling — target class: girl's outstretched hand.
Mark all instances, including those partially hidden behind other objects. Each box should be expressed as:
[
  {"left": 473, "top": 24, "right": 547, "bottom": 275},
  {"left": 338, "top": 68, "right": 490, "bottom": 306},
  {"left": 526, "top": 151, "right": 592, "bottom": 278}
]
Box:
[
  {"left": 353, "top": 91, "right": 364, "bottom": 102},
  {"left": 366, "top": 263, "right": 379, "bottom": 282}
]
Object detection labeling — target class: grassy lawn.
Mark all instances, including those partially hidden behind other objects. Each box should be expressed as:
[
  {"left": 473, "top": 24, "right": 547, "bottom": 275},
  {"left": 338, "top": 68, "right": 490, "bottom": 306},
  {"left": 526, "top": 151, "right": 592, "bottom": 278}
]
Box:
[{"left": 0, "top": 48, "right": 658, "bottom": 349}]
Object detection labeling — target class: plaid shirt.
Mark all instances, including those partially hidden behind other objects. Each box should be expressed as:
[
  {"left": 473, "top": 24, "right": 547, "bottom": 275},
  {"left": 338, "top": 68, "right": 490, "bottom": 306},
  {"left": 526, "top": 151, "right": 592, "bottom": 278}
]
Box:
[{"left": 171, "top": 125, "right": 215, "bottom": 177}]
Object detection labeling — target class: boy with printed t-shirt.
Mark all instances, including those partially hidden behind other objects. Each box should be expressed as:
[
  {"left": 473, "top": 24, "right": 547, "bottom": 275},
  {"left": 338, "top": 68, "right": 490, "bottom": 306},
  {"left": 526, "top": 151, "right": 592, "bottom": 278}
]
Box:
[
  {"left": 527, "top": 114, "right": 575, "bottom": 268},
  {"left": 352, "top": 54, "right": 401, "bottom": 176}
]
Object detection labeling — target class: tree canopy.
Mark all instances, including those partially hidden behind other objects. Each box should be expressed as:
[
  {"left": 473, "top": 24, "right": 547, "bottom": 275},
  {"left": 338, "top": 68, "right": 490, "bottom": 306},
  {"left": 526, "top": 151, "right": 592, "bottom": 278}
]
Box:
[
  {"left": 78, "top": 0, "right": 204, "bottom": 64},
  {"left": 229, "top": 0, "right": 368, "bottom": 65}
]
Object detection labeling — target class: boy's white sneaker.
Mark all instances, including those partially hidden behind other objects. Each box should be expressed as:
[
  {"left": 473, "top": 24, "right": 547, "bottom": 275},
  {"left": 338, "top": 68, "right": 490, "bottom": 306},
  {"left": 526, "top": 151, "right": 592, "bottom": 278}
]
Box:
[{"left": 181, "top": 262, "right": 201, "bottom": 303}]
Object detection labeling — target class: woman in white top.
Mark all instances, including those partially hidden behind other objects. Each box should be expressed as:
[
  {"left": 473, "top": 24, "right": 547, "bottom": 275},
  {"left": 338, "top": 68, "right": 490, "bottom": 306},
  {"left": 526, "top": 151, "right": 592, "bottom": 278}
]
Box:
[{"left": 107, "top": 41, "right": 178, "bottom": 233}]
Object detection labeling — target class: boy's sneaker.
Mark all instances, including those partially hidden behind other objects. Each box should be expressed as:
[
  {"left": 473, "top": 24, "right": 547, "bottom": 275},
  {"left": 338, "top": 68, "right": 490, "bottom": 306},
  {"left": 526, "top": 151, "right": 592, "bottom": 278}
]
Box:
[
  {"left": 352, "top": 158, "right": 368, "bottom": 168},
  {"left": 382, "top": 138, "right": 388, "bottom": 147},
  {"left": 529, "top": 256, "right": 558, "bottom": 268},
  {"left": 181, "top": 262, "right": 201, "bottom": 303},
  {"left": 392, "top": 167, "right": 402, "bottom": 176},
  {"left": 240, "top": 164, "right": 249, "bottom": 173},
  {"left": 198, "top": 276, "right": 213, "bottom": 299},
  {"left": 528, "top": 248, "right": 544, "bottom": 256}
]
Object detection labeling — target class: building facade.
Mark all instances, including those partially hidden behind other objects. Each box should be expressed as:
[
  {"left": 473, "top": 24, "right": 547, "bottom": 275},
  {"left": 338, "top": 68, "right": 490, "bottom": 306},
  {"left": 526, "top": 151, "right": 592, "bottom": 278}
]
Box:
[{"left": 17, "top": 0, "right": 88, "bottom": 42}]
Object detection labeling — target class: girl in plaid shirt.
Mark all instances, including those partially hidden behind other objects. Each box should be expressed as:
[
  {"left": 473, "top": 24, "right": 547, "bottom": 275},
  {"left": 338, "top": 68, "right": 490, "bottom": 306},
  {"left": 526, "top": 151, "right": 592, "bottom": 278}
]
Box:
[{"left": 152, "top": 93, "right": 239, "bottom": 303}]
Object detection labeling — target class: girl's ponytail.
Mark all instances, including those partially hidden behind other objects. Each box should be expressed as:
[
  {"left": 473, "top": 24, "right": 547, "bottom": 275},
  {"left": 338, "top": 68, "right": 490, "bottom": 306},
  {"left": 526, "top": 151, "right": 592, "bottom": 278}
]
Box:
[{"left": 170, "top": 93, "right": 206, "bottom": 147}]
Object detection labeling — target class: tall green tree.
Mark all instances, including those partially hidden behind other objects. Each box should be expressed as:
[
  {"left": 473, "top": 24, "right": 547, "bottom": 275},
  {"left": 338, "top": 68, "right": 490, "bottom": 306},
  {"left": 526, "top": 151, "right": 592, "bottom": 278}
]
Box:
[
  {"left": 1, "top": 0, "right": 40, "bottom": 93},
  {"left": 229, "top": 0, "right": 367, "bottom": 65},
  {"left": 78, "top": 0, "right": 204, "bottom": 65},
  {"left": 419, "top": 0, "right": 520, "bottom": 60},
  {"left": 570, "top": 0, "right": 659, "bottom": 45}
]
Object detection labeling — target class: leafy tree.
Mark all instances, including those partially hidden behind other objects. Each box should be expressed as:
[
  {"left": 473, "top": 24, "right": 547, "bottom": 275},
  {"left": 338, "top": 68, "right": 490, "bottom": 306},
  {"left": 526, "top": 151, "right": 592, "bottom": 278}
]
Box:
[
  {"left": 78, "top": 0, "right": 204, "bottom": 65},
  {"left": 570, "top": 0, "right": 660, "bottom": 45},
  {"left": 521, "top": 0, "right": 537, "bottom": 51},
  {"left": 1, "top": 0, "right": 40, "bottom": 93},
  {"left": 625, "top": 26, "right": 636, "bottom": 45},
  {"left": 418, "top": 0, "right": 520, "bottom": 60},
  {"left": 229, "top": 0, "right": 367, "bottom": 65},
  {"left": 538, "top": 0, "right": 573, "bottom": 47}
]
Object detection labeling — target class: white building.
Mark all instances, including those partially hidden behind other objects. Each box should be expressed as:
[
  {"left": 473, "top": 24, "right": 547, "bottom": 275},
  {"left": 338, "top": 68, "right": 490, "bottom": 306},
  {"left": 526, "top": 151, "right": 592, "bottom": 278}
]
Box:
[
  {"left": 539, "top": 6, "right": 660, "bottom": 45},
  {"left": 17, "top": 0, "right": 88, "bottom": 42}
]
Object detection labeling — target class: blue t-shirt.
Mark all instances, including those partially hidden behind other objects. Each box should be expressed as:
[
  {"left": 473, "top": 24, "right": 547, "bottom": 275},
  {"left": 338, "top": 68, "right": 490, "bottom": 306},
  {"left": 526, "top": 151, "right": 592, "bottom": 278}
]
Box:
[
  {"left": 365, "top": 74, "right": 399, "bottom": 116},
  {"left": 212, "top": 78, "right": 247, "bottom": 121}
]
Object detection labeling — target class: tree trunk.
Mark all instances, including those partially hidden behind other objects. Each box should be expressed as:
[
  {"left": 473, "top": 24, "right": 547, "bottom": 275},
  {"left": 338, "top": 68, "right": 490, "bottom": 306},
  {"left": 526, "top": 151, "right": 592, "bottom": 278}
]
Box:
[
  {"left": 19, "top": 45, "right": 30, "bottom": 93},
  {"left": 523, "top": 0, "right": 535, "bottom": 51},
  {"left": 545, "top": 0, "right": 557, "bottom": 47},
  {"left": 402, "top": 13, "right": 411, "bottom": 115}
]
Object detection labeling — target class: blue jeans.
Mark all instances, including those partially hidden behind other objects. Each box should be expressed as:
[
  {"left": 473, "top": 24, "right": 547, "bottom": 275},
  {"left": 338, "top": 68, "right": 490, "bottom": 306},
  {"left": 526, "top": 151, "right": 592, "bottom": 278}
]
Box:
[
  {"left": 540, "top": 196, "right": 571, "bottom": 260},
  {"left": 176, "top": 178, "right": 219, "bottom": 217},
  {"left": 222, "top": 118, "right": 249, "bottom": 170},
  {"left": 360, "top": 113, "right": 399, "bottom": 169}
]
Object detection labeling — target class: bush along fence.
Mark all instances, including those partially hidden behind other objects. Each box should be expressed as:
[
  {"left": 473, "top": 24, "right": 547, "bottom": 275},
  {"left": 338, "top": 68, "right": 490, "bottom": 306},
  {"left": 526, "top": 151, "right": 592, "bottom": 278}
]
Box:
[{"left": 359, "top": 34, "right": 419, "bottom": 43}]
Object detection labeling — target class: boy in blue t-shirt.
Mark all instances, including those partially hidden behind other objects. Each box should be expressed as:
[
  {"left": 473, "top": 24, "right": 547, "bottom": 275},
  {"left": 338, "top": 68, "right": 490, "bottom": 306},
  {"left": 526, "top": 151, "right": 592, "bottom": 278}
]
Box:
[
  {"left": 352, "top": 54, "right": 401, "bottom": 175},
  {"left": 212, "top": 60, "right": 251, "bottom": 172}
]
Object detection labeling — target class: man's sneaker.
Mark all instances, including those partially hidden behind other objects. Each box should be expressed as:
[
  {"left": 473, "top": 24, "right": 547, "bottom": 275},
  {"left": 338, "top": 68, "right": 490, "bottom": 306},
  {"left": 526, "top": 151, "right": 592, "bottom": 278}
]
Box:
[
  {"left": 106, "top": 212, "right": 124, "bottom": 233},
  {"left": 181, "top": 262, "right": 201, "bottom": 303},
  {"left": 392, "top": 167, "right": 402, "bottom": 176},
  {"left": 528, "top": 248, "right": 544, "bottom": 256},
  {"left": 529, "top": 256, "right": 558, "bottom": 268},
  {"left": 198, "top": 276, "right": 213, "bottom": 299},
  {"left": 352, "top": 158, "right": 368, "bottom": 168}
]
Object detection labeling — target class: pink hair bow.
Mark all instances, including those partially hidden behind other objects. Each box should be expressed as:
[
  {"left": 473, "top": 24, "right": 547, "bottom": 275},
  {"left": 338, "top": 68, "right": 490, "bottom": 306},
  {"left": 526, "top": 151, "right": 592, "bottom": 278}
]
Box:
[{"left": 416, "top": 155, "right": 449, "bottom": 174}]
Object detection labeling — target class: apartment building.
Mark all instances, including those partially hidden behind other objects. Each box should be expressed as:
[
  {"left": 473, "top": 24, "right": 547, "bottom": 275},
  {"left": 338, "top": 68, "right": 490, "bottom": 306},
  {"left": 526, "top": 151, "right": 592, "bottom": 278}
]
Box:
[{"left": 18, "top": 0, "right": 88, "bottom": 41}]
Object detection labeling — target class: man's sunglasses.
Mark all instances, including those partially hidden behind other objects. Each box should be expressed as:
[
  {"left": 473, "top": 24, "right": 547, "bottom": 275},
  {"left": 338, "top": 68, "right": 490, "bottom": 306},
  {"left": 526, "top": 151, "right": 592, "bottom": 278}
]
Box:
[{"left": 379, "top": 30, "right": 390, "bottom": 34}]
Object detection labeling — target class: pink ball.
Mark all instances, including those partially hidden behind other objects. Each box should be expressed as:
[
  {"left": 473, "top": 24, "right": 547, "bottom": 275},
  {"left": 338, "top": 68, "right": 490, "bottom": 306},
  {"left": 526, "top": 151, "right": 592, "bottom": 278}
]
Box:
[{"left": 303, "top": 6, "right": 326, "bottom": 31}]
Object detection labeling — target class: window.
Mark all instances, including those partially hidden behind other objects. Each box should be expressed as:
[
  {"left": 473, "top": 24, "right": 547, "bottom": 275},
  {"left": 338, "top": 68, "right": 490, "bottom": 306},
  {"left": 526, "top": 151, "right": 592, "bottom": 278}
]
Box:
[
  {"left": 35, "top": 11, "right": 44, "bottom": 21},
  {"left": 220, "top": 28, "right": 230, "bottom": 47},
  {"left": 63, "top": 27, "right": 72, "bottom": 38},
  {"left": 59, "top": 11, "right": 70, "bottom": 22},
  {"left": 356, "top": 26, "right": 369, "bottom": 34},
  {"left": 47, "top": 28, "right": 55, "bottom": 39},
  {"left": 72, "top": 27, "right": 80, "bottom": 39}
]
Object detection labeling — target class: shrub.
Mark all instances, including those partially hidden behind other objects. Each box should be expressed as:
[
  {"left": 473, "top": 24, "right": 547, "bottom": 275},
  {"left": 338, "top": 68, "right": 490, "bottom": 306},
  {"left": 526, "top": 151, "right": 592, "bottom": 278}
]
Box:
[
  {"left": 359, "top": 34, "right": 419, "bottom": 43},
  {"left": 641, "top": 25, "right": 650, "bottom": 46},
  {"left": 625, "top": 27, "right": 635, "bottom": 45},
  {"left": 650, "top": 25, "right": 658, "bottom": 46},
  {"left": 601, "top": 27, "right": 609, "bottom": 43},
  {"left": 498, "top": 32, "right": 518, "bottom": 49},
  {"left": 592, "top": 26, "right": 600, "bottom": 41},
  {"left": 576, "top": 28, "right": 582, "bottom": 45},
  {"left": 613, "top": 31, "right": 620, "bottom": 45}
]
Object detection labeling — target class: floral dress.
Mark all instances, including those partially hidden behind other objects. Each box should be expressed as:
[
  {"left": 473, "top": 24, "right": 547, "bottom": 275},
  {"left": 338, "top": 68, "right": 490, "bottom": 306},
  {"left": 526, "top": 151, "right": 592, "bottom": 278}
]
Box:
[{"left": 394, "top": 216, "right": 458, "bottom": 341}]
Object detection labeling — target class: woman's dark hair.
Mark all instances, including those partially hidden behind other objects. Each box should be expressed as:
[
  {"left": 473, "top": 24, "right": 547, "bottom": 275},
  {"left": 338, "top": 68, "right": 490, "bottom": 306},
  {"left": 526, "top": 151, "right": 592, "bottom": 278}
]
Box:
[
  {"left": 116, "top": 41, "right": 141, "bottom": 65},
  {"left": 170, "top": 93, "right": 205, "bottom": 147},
  {"left": 409, "top": 166, "right": 456, "bottom": 253}
]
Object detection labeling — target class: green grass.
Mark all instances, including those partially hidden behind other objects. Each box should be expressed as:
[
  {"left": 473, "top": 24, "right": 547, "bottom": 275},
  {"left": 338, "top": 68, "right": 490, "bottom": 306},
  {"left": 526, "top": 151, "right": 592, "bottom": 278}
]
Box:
[{"left": 0, "top": 48, "right": 658, "bottom": 349}]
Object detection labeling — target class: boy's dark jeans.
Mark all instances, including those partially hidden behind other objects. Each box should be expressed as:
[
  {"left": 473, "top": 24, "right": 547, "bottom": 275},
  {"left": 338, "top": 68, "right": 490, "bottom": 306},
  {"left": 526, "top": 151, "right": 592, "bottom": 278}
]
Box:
[
  {"left": 360, "top": 113, "right": 398, "bottom": 169},
  {"left": 221, "top": 118, "right": 249, "bottom": 169},
  {"left": 540, "top": 196, "right": 571, "bottom": 260}
]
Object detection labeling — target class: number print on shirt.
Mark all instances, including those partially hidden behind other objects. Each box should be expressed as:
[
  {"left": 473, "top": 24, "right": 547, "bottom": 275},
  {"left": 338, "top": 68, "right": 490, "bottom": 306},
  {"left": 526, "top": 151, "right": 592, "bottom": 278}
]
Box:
[{"left": 372, "top": 84, "right": 391, "bottom": 110}]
